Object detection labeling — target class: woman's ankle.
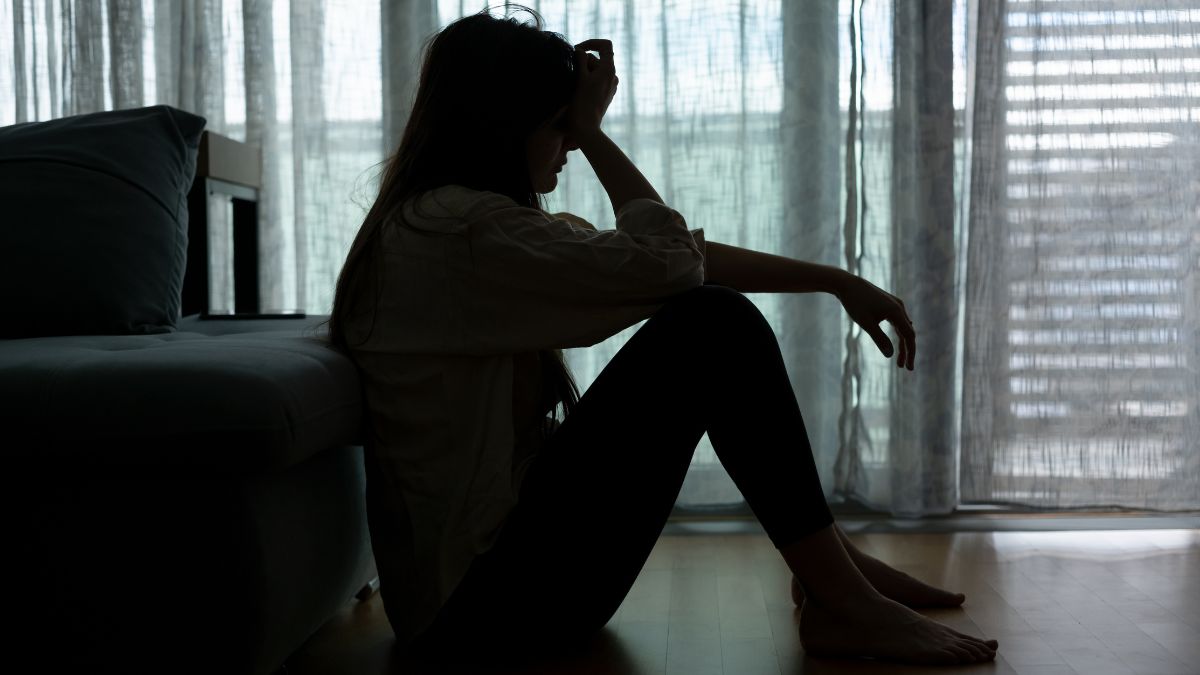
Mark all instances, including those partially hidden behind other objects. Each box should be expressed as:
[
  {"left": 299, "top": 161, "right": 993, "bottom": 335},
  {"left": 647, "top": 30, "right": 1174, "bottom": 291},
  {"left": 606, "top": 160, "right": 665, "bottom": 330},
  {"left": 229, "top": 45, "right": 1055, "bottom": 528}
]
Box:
[{"left": 779, "top": 524, "right": 882, "bottom": 606}]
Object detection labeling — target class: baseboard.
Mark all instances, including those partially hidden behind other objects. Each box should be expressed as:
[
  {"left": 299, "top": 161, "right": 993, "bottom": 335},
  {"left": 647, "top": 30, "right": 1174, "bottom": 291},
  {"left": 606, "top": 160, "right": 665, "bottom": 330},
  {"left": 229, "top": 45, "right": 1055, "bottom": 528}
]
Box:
[{"left": 663, "top": 511, "right": 1200, "bottom": 535}]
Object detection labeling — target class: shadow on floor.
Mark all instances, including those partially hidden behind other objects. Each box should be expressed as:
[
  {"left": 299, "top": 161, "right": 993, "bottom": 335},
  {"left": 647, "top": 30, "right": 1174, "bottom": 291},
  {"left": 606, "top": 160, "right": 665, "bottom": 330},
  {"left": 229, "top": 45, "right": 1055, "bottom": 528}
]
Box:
[{"left": 384, "top": 628, "right": 639, "bottom": 675}]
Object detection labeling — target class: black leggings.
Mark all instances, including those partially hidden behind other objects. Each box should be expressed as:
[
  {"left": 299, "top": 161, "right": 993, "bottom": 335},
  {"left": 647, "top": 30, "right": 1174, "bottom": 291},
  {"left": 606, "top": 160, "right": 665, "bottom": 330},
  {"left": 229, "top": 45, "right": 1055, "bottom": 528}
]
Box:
[{"left": 410, "top": 284, "right": 834, "bottom": 662}]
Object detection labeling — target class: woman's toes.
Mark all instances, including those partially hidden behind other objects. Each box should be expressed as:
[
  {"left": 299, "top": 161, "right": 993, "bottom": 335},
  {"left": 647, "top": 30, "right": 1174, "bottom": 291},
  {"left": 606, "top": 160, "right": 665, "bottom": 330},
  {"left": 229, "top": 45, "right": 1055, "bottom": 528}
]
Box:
[
  {"left": 944, "top": 645, "right": 973, "bottom": 665},
  {"left": 978, "top": 641, "right": 997, "bottom": 660},
  {"left": 950, "top": 626, "right": 997, "bottom": 648},
  {"left": 967, "top": 634, "right": 999, "bottom": 652},
  {"left": 958, "top": 638, "right": 992, "bottom": 661}
]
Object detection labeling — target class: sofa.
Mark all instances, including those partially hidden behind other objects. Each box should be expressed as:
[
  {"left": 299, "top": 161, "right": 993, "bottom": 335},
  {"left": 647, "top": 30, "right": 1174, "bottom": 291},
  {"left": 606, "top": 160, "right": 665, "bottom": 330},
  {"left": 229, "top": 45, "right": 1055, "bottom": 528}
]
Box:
[{"left": 0, "top": 106, "right": 375, "bottom": 674}]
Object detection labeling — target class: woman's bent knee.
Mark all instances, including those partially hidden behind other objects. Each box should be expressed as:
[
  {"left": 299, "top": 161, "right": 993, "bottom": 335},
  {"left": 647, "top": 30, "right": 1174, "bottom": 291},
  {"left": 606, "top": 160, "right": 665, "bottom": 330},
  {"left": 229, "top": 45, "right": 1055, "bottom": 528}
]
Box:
[{"left": 657, "top": 283, "right": 768, "bottom": 332}]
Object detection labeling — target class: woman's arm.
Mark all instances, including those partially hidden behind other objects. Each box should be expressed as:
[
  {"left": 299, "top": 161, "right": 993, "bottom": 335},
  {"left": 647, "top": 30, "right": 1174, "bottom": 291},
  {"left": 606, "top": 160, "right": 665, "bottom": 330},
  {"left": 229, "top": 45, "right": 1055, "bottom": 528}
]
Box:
[
  {"left": 569, "top": 40, "right": 664, "bottom": 215},
  {"left": 704, "top": 240, "right": 849, "bottom": 295},
  {"left": 704, "top": 239, "right": 917, "bottom": 370},
  {"left": 566, "top": 42, "right": 914, "bottom": 367},
  {"left": 576, "top": 128, "right": 662, "bottom": 216}
]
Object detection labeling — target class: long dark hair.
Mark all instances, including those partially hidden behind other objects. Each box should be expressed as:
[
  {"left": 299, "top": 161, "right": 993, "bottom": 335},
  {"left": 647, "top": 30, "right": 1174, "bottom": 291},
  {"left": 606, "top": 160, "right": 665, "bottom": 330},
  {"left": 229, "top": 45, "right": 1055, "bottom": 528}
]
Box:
[{"left": 327, "top": 5, "right": 581, "bottom": 419}]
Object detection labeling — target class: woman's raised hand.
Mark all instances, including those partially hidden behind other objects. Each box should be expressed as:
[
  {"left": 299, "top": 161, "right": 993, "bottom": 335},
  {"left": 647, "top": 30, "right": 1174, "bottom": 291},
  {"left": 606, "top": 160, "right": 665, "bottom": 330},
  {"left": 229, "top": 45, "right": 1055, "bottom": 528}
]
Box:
[
  {"left": 567, "top": 39, "right": 619, "bottom": 136},
  {"left": 836, "top": 274, "right": 917, "bottom": 371}
]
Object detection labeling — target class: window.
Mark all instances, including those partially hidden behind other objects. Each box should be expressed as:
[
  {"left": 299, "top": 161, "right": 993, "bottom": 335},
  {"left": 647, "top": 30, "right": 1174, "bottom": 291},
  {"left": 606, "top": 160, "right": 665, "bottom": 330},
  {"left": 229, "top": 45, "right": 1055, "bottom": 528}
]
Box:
[{"left": 962, "top": 0, "right": 1200, "bottom": 507}]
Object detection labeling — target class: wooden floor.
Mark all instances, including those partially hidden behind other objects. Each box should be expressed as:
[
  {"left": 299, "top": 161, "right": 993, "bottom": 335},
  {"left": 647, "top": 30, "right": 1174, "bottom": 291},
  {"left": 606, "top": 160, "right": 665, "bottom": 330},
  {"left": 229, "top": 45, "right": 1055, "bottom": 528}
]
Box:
[{"left": 284, "top": 529, "right": 1200, "bottom": 674}]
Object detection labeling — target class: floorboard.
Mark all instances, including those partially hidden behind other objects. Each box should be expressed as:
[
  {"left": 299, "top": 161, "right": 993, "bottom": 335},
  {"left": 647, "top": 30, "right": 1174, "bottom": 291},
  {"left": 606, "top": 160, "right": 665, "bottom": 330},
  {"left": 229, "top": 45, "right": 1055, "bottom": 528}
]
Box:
[{"left": 283, "top": 528, "right": 1199, "bottom": 675}]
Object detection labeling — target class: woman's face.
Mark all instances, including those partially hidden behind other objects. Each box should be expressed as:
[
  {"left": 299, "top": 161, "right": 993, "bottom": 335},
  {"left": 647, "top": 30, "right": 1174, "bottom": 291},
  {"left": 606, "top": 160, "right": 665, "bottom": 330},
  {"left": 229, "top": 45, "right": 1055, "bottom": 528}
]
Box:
[{"left": 526, "top": 105, "right": 577, "bottom": 194}]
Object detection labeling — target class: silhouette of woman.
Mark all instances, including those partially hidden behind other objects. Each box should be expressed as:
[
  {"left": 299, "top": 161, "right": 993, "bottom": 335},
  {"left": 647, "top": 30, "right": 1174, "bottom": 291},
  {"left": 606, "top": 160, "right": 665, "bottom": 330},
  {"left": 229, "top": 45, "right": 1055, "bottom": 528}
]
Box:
[{"left": 327, "top": 5, "right": 998, "bottom": 668}]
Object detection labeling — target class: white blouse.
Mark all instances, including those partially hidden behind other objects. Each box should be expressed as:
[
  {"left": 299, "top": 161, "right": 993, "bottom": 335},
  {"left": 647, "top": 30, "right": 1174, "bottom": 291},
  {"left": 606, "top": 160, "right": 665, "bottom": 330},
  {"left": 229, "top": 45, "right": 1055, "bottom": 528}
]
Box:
[{"left": 345, "top": 184, "right": 706, "bottom": 643}]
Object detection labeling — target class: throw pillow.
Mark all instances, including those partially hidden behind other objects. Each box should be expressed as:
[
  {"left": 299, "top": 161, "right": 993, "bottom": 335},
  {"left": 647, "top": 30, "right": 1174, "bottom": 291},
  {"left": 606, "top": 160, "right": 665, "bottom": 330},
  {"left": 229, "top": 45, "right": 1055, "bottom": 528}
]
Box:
[{"left": 0, "top": 105, "right": 206, "bottom": 338}]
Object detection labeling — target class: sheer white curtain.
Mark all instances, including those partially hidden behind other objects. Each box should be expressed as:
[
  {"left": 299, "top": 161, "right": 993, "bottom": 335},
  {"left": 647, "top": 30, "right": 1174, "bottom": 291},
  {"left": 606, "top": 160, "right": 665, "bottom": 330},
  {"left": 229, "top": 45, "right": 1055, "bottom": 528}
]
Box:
[
  {"left": 5, "top": 0, "right": 1196, "bottom": 513},
  {"left": 436, "top": 0, "right": 1199, "bottom": 514},
  {"left": 433, "top": 0, "right": 973, "bottom": 515}
]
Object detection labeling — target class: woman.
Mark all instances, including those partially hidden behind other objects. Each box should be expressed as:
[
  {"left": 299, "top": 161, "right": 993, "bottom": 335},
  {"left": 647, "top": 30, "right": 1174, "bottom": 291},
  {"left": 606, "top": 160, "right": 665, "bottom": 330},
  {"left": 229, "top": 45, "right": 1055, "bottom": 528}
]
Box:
[{"left": 328, "top": 7, "right": 998, "bottom": 668}]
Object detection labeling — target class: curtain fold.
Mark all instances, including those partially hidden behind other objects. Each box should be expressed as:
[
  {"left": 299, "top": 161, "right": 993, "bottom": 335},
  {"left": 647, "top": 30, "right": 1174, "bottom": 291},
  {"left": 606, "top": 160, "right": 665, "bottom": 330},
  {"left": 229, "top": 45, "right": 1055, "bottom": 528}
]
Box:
[
  {"left": 242, "top": 0, "right": 283, "bottom": 315},
  {"left": 46, "top": 0, "right": 61, "bottom": 119},
  {"left": 779, "top": 0, "right": 844, "bottom": 505},
  {"left": 887, "top": 0, "right": 959, "bottom": 515},
  {"left": 68, "top": 0, "right": 104, "bottom": 113},
  {"left": 835, "top": 0, "right": 868, "bottom": 506},
  {"left": 12, "top": 0, "right": 27, "bottom": 122},
  {"left": 961, "top": 0, "right": 1010, "bottom": 505},
  {"left": 107, "top": 0, "right": 143, "bottom": 109},
  {"left": 382, "top": 0, "right": 437, "bottom": 154},
  {"left": 152, "top": 0, "right": 180, "bottom": 109},
  {"left": 289, "top": 0, "right": 324, "bottom": 313}
]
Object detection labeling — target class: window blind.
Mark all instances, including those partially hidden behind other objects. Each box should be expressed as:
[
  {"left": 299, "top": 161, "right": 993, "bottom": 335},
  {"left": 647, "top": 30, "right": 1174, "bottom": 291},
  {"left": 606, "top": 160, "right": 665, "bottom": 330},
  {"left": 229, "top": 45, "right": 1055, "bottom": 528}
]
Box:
[{"left": 962, "top": 0, "right": 1200, "bottom": 508}]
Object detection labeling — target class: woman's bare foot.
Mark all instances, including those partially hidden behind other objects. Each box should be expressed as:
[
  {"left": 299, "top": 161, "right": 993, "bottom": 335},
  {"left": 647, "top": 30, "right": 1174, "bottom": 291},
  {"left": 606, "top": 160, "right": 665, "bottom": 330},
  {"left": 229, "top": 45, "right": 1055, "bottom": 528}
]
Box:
[
  {"left": 799, "top": 596, "right": 998, "bottom": 666},
  {"left": 778, "top": 523, "right": 991, "bottom": 665},
  {"left": 847, "top": 549, "right": 966, "bottom": 608},
  {"left": 792, "top": 557, "right": 965, "bottom": 609},
  {"left": 792, "top": 529, "right": 965, "bottom": 609}
]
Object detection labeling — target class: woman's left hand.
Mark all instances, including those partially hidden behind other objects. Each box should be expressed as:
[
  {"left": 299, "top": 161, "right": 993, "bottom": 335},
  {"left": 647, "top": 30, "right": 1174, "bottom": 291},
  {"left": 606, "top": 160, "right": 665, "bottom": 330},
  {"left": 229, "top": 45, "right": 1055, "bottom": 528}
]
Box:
[{"left": 834, "top": 273, "right": 916, "bottom": 371}]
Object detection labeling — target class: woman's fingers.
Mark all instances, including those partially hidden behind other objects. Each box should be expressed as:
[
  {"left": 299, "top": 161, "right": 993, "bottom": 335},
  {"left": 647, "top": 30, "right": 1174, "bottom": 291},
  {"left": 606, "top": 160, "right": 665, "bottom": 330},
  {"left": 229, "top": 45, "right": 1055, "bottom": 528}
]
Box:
[
  {"left": 567, "top": 43, "right": 617, "bottom": 135},
  {"left": 574, "top": 38, "right": 614, "bottom": 56},
  {"left": 576, "top": 48, "right": 595, "bottom": 69},
  {"left": 893, "top": 323, "right": 914, "bottom": 370},
  {"left": 840, "top": 275, "right": 918, "bottom": 370},
  {"left": 576, "top": 49, "right": 597, "bottom": 78},
  {"left": 575, "top": 48, "right": 612, "bottom": 83},
  {"left": 864, "top": 323, "right": 894, "bottom": 359},
  {"left": 575, "top": 39, "right": 615, "bottom": 75},
  {"left": 902, "top": 324, "right": 912, "bottom": 369},
  {"left": 890, "top": 305, "right": 916, "bottom": 370},
  {"left": 888, "top": 295, "right": 916, "bottom": 369},
  {"left": 868, "top": 313, "right": 914, "bottom": 370}
]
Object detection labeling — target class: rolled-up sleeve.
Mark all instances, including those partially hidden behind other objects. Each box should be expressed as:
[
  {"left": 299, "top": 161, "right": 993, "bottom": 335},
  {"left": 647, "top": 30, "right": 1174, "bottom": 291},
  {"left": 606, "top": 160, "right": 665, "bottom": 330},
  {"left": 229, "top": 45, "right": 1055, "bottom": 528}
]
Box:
[{"left": 455, "top": 194, "right": 706, "bottom": 353}]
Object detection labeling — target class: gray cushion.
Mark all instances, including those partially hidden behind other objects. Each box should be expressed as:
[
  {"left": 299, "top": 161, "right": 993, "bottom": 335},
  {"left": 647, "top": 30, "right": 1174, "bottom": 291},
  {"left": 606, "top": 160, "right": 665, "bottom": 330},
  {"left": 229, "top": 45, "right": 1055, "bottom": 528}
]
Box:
[
  {"left": 0, "top": 321, "right": 362, "bottom": 472},
  {"left": 0, "top": 105, "right": 205, "bottom": 339}
]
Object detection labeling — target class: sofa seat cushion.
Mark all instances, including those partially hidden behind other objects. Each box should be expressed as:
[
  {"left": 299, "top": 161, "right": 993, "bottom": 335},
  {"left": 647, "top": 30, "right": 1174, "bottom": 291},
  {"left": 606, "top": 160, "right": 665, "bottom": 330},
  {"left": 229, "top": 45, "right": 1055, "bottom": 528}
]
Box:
[{"left": 0, "top": 327, "right": 362, "bottom": 473}]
